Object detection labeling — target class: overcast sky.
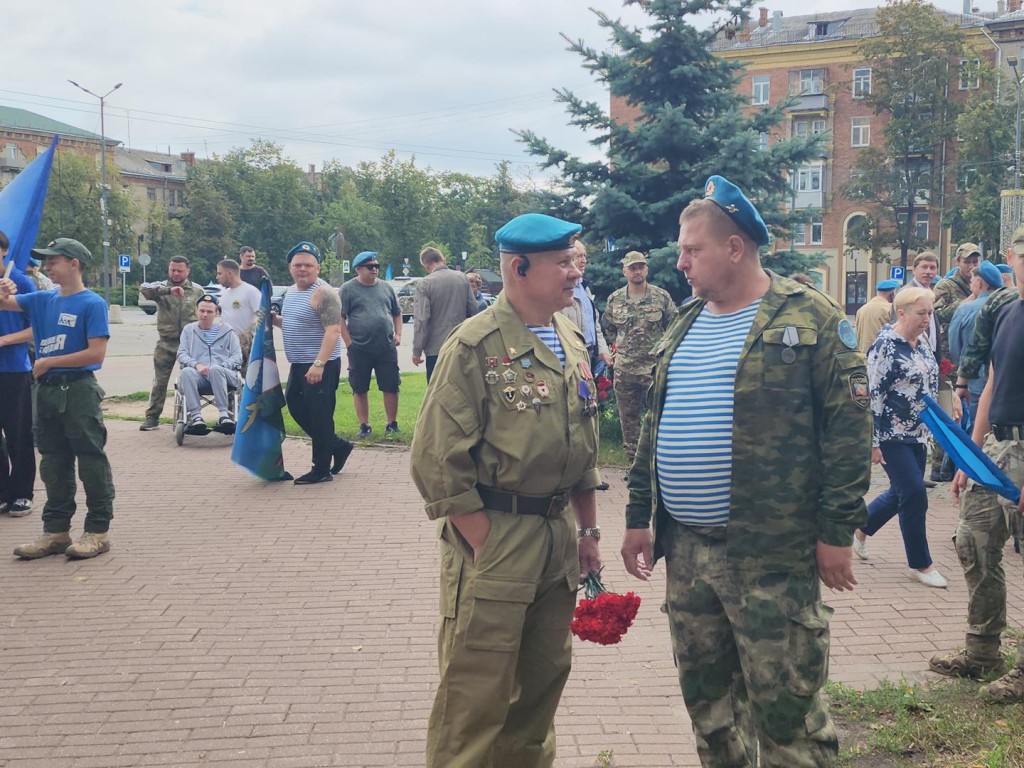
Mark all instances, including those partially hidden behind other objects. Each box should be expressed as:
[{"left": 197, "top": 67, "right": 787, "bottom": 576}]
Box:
[{"left": 2, "top": 0, "right": 981, "bottom": 182}]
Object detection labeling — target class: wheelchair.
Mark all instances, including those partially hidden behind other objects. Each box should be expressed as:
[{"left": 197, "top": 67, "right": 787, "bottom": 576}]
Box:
[{"left": 172, "top": 375, "right": 241, "bottom": 446}]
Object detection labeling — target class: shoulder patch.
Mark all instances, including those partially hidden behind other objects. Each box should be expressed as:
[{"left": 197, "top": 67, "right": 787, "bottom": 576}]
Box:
[
  {"left": 838, "top": 319, "right": 858, "bottom": 350},
  {"left": 848, "top": 371, "right": 870, "bottom": 409}
]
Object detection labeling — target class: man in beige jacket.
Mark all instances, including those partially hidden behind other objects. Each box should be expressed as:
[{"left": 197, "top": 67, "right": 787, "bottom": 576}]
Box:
[
  {"left": 412, "top": 247, "right": 479, "bottom": 382},
  {"left": 855, "top": 278, "right": 898, "bottom": 354}
]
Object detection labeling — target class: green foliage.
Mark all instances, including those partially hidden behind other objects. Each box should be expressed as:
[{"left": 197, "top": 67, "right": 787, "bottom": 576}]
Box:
[
  {"left": 844, "top": 0, "right": 974, "bottom": 272},
  {"left": 952, "top": 94, "right": 1014, "bottom": 249},
  {"left": 38, "top": 149, "right": 137, "bottom": 289},
  {"left": 516, "top": 0, "right": 827, "bottom": 303},
  {"left": 180, "top": 164, "right": 237, "bottom": 279}
]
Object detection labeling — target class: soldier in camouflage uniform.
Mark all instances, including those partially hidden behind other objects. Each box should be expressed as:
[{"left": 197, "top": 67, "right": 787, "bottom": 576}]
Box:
[
  {"left": 621, "top": 177, "right": 871, "bottom": 768},
  {"left": 138, "top": 256, "right": 205, "bottom": 430},
  {"left": 931, "top": 234, "right": 1024, "bottom": 704},
  {"left": 601, "top": 251, "right": 674, "bottom": 459}
]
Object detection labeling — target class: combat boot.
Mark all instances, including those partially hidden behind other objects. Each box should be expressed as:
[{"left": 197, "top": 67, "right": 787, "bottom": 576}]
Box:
[
  {"left": 13, "top": 532, "right": 72, "bottom": 559},
  {"left": 929, "top": 649, "right": 1003, "bottom": 680},
  {"left": 979, "top": 667, "right": 1024, "bottom": 704},
  {"left": 64, "top": 532, "right": 110, "bottom": 560}
]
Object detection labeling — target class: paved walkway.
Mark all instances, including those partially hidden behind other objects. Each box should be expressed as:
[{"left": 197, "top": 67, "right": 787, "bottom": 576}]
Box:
[{"left": 0, "top": 421, "right": 1021, "bottom": 767}]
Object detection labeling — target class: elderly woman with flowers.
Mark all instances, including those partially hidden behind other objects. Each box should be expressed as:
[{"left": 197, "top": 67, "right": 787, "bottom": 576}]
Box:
[{"left": 854, "top": 286, "right": 950, "bottom": 588}]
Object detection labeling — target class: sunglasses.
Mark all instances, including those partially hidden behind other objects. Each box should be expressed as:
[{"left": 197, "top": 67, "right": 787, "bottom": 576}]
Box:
[{"left": 363, "top": 264, "right": 381, "bottom": 270}]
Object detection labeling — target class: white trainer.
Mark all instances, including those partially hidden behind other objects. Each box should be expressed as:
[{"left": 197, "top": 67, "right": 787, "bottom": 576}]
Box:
[{"left": 911, "top": 569, "right": 948, "bottom": 589}]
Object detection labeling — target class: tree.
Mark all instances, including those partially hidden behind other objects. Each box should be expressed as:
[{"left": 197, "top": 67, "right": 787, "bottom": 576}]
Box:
[
  {"left": 843, "top": 0, "right": 974, "bottom": 274},
  {"left": 38, "top": 149, "right": 136, "bottom": 290},
  {"left": 179, "top": 164, "right": 236, "bottom": 278},
  {"left": 516, "top": 0, "right": 827, "bottom": 301}
]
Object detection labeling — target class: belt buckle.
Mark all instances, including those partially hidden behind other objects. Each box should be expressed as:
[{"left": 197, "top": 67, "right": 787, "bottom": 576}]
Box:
[{"left": 547, "top": 492, "right": 568, "bottom": 517}]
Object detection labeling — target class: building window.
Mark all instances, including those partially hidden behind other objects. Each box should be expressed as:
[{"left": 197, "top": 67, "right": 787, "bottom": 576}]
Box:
[
  {"left": 793, "top": 222, "right": 807, "bottom": 246},
  {"left": 752, "top": 76, "right": 770, "bottom": 105},
  {"left": 812, "top": 119, "right": 826, "bottom": 134},
  {"left": 794, "top": 120, "right": 809, "bottom": 137},
  {"left": 791, "top": 68, "right": 825, "bottom": 95},
  {"left": 793, "top": 217, "right": 823, "bottom": 246},
  {"left": 810, "top": 217, "right": 823, "bottom": 244},
  {"left": 5, "top": 144, "right": 17, "bottom": 160},
  {"left": 897, "top": 211, "right": 930, "bottom": 240},
  {"left": 177, "top": 190, "right": 185, "bottom": 206},
  {"left": 852, "top": 68, "right": 872, "bottom": 98},
  {"left": 959, "top": 59, "right": 980, "bottom": 90},
  {"left": 795, "top": 167, "right": 822, "bottom": 192},
  {"left": 851, "top": 117, "right": 871, "bottom": 147},
  {"left": 146, "top": 187, "right": 157, "bottom": 202},
  {"left": 758, "top": 132, "right": 769, "bottom": 151}
]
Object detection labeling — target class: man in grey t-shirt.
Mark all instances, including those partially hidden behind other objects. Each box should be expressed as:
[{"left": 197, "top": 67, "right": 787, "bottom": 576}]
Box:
[{"left": 339, "top": 251, "right": 402, "bottom": 438}]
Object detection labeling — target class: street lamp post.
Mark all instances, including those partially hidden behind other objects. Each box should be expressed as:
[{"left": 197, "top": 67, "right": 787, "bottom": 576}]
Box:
[
  {"left": 1007, "top": 58, "right": 1022, "bottom": 191},
  {"left": 68, "top": 80, "right": 122, "bottom": 305}
]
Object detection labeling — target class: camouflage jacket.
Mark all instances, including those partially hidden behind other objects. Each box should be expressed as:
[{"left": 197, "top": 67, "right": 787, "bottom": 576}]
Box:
[
  {"left": 932, "top": 272, "right": 971, "bottom": 363},
  {"left": 410, "top": 292, "right": 600, "bottom": 521},
  {"left": 957, "top": 286, "right": 1017, "bottom": 381},
  {"left": 140, "top": 280, "right": 205, "bottom": 340},
  {"left": 624, "top": 272, "right": 872, "bottom": 571},
  {"left": 601, "top": 283, "right": 675, "bottom": 375}
]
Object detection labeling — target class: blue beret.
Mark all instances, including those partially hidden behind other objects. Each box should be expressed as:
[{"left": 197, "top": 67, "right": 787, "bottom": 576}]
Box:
[
  {"left": 28, "top": 257, "right": 41, "bottom": 268},
  {"left": 352, "top": 251, "right": 379, "bottom": 268},
  {"left": 286, "top": 241, "right": 321, "bottom": 263},
  {"left": 977, "top": 260, "right": 1002, "bottom": 289},
  {"left": 196, "top": 293, "right": 219, "bottom": 307},
  {"left": 703, "top": 175, "right": 770, "bottom": 246},
  {"left": 944, "top": 267, "right": 958, "bottom": 278},
  {"left": 996, "top": 263, "right": 1013, "bottom": 274},
  {"left": 495, "top": 213, "right": 582, "bottom": 254},
  {"left": 876, "top": 279, "right": 900, "bottom": 292}
]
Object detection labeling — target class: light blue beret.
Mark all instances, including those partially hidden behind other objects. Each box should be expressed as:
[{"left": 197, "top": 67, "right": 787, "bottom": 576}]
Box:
[
  {"left": 352, "top": 251, "right": 379, "bottom": 268},
  {"left": 996, "top": 263, "right": 1013, "bottom": 274},
  {"left": 977, "top": 260, "right": 1002, "bottom": 289},
  {"left": 876, "top": 279, "right": 900, "bottom": 291},
  {"left": 495, "top": 214, "right": 582, "bottom": 254},
  {"left": 703, "top": 175, "right": 770, "bottom": 247},
  {"left": 286, "top": 241, "right": 321, "bottom": 263}
]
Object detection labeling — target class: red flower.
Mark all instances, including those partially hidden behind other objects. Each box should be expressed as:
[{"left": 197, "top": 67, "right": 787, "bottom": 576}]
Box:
[
  {"left": 570, "top": 572, "right": 642, "bottom": 646},
  {"left": 598, "top": 391, "right": 609, "bottom": 400},
  {"left": 939, "top": 358, "right": 956, "bottom": 377},
  {"left": 595, "top": 375, "right": 613, "bottom": 392}
]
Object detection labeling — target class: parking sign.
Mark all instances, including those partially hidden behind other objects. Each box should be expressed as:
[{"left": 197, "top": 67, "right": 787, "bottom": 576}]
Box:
[
  {"left": 118, "top": 254, "right": 131, "bottom": 273},
  {"left": 889, "top": 266, "right": 905, "bottom": 282}
]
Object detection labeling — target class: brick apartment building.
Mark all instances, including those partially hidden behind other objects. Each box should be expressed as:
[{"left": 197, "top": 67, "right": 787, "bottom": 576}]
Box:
[{"left": 611, "top": 2, "right": 1024, "bottom": 312}]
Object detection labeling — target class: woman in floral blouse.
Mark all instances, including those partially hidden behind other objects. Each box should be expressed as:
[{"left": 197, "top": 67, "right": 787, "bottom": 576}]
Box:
[{"left": 854, "top": 287, "right": 948, "bottom": 588}]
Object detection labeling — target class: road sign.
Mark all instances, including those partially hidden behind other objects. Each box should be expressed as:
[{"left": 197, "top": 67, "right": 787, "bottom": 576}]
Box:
[
  {"left": 137, "top": 253, "right": 151, "bottom": 266},
  {"left": 889, "top": 266, "right": 905, "bottom": 282},
  {"left": 118, "top": 254, "right": 131, "bottom": 274},
  {"left": 342, "top": 260, "right": 351, "bottom": 274}
]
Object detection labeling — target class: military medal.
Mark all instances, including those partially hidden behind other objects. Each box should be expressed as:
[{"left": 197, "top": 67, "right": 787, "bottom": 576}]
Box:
[
  {"left": 516, "top": 401, "right": 527, "bottom": 412},
  {"left": 520, "top": 384, "right": 532, "bottom": 396},
  {"left": 521, "top": 358, "right": 532, "bottom": 368},
  {"left": 486, "top": 356, "right": 498, "bottom": 367},
  {"left": 532, "top": 397, "right": 542, "bottom": 413},
  {"left": 485, "top": 370, "right": 500, "bottom": 385},
  {"left": 781, "top": 325, "right": 798, "bottom": 364},
  {"left": 502, "top": 386, "right": 516, "bottom": 403},
  {"left": 502, "top": 369, "right": 518, "bottom": 384},
  {"left": 524, "top": 371, "right": 536, "bottom": 382},
  {"left": 536, "top": 380, "right": 549, "bottom": 398}
]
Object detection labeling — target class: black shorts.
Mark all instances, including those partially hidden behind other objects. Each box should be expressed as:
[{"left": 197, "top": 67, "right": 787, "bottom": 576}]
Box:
[{"left": 347, "top": 344, "right": 400, "bottom": 394}]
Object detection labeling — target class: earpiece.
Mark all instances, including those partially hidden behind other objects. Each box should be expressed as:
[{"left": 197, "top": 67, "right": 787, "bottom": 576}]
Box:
[{"left": 516, "top": 256, "right": 530, "bottom": 277}]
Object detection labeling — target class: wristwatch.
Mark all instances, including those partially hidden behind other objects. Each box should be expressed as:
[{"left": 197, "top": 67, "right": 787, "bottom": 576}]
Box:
[
  {"left": 577, "top": 527, "right": 601, "bottom": 540},
  {"left": 312, "top": 359, "right": 324, "bottom": 368}
]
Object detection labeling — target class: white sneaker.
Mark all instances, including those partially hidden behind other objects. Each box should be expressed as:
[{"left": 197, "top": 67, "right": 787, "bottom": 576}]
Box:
[
  {"left": 911, "top": 569, "right": 948, "bottom": 589},
  {"left": 853, "top": 534, "right": 869, "bottom": 560}
]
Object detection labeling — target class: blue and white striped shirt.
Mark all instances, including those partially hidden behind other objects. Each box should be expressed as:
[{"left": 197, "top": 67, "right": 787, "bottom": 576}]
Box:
[
  {"left": 655, "top": 300, "right": 760, "bottom": 527},
  {"left": 282, "top": 280, "right": 343, "bottom": 364},
  {"left": 527, "top": 324, "right": 566, "bottom": 367}
]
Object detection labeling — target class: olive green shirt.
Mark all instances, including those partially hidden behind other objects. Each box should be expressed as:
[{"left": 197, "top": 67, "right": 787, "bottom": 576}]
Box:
[
  {"left": 140, "top": 280, "right": 206, "bottom": 340},
  {"left": 601, "top": 283, "right": 675, "bottom": 375},
  {"left": 411, "top": 293, "right": 601, "bottom": 520},
  {"left": 625, "top": 272, "right": 872, "bottom": 571}
]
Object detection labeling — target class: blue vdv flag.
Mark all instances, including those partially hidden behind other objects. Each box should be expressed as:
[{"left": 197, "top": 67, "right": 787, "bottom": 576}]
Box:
[
  {"left": 920, "top": 395, "right": 1021, "bottom": 504},
  {"left": 231, "top": 277, "right": 293, "bottom": 481},
  {"left": 0, "top": 135, "right": 58, "bottom": 271},
  {"left": 384, "top": 262, "right": 393, "bottom": 281}
]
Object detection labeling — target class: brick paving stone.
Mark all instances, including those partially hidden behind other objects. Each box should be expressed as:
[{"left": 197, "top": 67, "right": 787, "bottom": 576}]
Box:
[{"left": 0, "top": 421, "right": 1021, "bottom": 767}]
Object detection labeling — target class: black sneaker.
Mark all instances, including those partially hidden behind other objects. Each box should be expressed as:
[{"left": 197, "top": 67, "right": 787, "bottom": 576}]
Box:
[
  {"left": 385, "top": 421, "right": 400, "bottom": 434},
  {"left": 216, "top": 416, "right": 236, "bottom": 434},
  {"left": 139, "top": 417, "right": 160, "bottom": 431},
  {"left": 358, "top": 423, "right": 372, "bottom": 438},
  {"left": 596, "top": 482, "right": 610, "bottom": 491},
  {"left": 9, "top": 499, "right": 32, "bottom": 517},
  {"left": 185, "top": 418, "right": 209, "bottom": 436},
  {"left": 294, "top": 469, "right": 333, "bottom": 485},
  {"left": 331, "top": 439, "right": 354, "bottom": 475}
]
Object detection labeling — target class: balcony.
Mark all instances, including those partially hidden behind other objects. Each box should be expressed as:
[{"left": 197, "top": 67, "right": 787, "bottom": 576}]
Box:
[{"left": 787, "top": 94, "right": 829, "bottom": 113}]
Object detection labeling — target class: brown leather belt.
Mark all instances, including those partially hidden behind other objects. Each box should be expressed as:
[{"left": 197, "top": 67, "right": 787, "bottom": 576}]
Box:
[
  {"left": 477, "top": 486, "right": 570, "bottom": 518},
  {"left": 992, "top": 424, "right": 1024, "bottom": 441}
]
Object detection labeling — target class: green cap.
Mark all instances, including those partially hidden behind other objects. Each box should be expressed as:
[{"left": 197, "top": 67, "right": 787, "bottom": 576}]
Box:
[{"left": 31, "top": 238, "right": 91, "bottom": 263}]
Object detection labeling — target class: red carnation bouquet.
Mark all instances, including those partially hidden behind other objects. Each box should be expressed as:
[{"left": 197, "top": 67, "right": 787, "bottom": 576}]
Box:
[
  {"left": 595, "top": 374, "right": 613, "bottom": 401},
  {"left": 570, "top": 571, "right": 642, "bottom": 646},
  {"left": 939, "top": 358, "right": 956, "bottom": 378}
]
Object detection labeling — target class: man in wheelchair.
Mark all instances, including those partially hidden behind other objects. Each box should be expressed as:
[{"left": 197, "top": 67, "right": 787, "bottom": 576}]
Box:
[{"left": 176, "top": 294, "right": 242, "bottom": 436}]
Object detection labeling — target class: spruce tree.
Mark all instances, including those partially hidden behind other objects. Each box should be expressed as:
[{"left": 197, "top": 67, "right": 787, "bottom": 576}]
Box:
[{"left": 517, "top": 0, "right": 827, "bottom": 300}]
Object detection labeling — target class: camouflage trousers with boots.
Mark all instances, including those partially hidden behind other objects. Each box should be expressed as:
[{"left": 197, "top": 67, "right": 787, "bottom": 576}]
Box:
[
  {"left": 664, "top": 521, "right": 839, "bottom": 767},
  {"left": 930, "top": 435, "right": 1024, "bottom": 702},
  {"left": 144, "top": 337, "right": 180, "bottom": 422},
  {"left": 614, "top": 370, "right": 651, "bottom": 460}
]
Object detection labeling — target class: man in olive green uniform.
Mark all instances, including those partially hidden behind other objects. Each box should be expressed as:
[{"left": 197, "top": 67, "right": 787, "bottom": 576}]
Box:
[
  {"left": 139, "top": 256, "right": 205, "bottom": 430},
  {"left": 601, "top": 251, "right": 674, "bottom": 459},
  {"left": 621, "top": 177, "right": 872, "bottom": 768},
  {"left": 411, "top": 213, "right": 602, "bottom": 768}
]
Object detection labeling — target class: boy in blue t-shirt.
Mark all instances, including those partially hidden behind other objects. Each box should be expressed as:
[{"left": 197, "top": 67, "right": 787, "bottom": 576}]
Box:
[{"left": 0, "top": 238, "right": 115, "bottom": 560}]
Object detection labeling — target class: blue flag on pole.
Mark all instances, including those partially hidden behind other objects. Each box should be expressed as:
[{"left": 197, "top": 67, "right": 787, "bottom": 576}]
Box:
[
  {"left": 0, "top": 135, "right": 58, "bottom": 271},
  {"left": 920, "top": 395, "right": 1020, "bottom": 503},
  {"left": 231, "top": 277, "right": 293, "bottom": 481},
  {"left": 385, "top": 262, "right": 393, "bottom": 281}
]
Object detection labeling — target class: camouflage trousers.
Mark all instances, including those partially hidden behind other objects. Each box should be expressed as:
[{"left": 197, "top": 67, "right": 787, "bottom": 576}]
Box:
[
  {"left": 953, "top": 435, "right": 1024, "bottom": 668},
  {"left": 428, "top": 509, "right": 578, "bottom": 768},
  {"left": 33, "top": 374, "right": 115, "bottom": 534},
  {"left": 614, "top": 370, "right": 651, "bottom": 459},
  {"left": 145, "top": 338, "right": 180, "bottom": 421},
  {"left": 664, "top": 521, "right": 838, "bottom": 768}
]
